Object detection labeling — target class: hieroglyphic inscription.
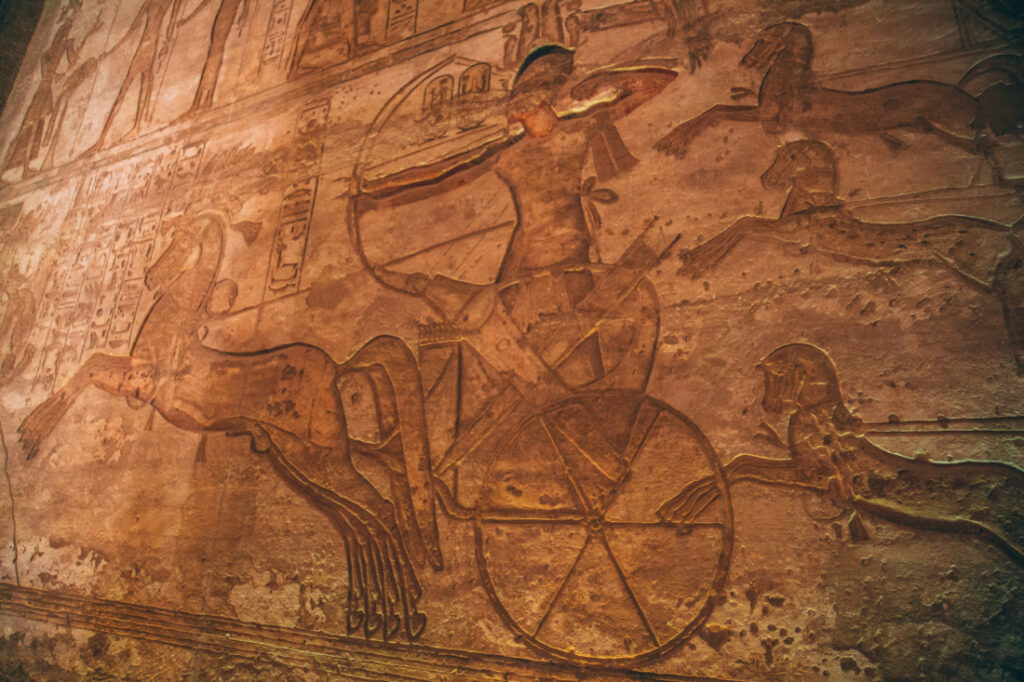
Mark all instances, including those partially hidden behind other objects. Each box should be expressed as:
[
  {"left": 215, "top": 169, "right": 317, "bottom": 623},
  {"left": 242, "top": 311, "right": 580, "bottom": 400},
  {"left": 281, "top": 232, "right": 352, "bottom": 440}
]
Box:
[
  {"left": 261, "top": 0, "right": 293, "bottom": 67},
  {"left": 266, "top": 177, "right": 318, "bottom": 296},
  {"left": 29, "top": 141, "right": 204, "bottom": 390},
  {"left": 387, "top": 0, "right": 419, "bottom": 42},
  {"left": 263, "top": 100, "right": 328, "bottom": 299}
]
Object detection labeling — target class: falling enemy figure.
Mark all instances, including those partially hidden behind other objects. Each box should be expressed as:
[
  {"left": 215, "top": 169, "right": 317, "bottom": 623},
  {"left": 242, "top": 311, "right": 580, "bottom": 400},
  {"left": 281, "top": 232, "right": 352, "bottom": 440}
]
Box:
[{"left": 658, "top": 343, "right": 1024, "bottom": 569}]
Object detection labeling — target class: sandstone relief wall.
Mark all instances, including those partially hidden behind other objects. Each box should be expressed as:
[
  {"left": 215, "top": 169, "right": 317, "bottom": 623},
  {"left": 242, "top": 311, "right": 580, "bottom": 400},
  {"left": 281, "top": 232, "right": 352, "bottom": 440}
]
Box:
[{"left": 0, "top": 0, "right": 1023, "bottom": 678}]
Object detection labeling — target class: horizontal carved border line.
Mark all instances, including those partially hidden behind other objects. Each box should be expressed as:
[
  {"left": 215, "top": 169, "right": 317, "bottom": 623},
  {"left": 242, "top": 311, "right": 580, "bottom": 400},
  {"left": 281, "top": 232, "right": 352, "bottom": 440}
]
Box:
[{"left": 0, "top": 582, "right": 737, "bottom": 681}]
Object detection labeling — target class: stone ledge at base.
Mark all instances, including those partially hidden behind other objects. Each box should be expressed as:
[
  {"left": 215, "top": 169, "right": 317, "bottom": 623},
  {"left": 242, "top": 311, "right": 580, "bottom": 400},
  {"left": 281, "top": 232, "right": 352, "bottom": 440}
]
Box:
[{"left": 0, "top": 582, "right": 736, "bottom": 681}]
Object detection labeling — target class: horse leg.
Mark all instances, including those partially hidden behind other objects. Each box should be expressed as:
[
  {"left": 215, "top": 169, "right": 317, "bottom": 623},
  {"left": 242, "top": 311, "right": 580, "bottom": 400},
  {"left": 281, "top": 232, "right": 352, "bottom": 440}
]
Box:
[
  {"left": 343, "top": 335, "right": 442, "bottom": 569},
  {"left": 852, "top": 494, "right": 1024, "bottom": 570},
  {"left": 655, "top": 104, "right": 760, "bottom": 158},
  {"left": 18, "top": 353, "right": 143, "bottom": 458},
  {"left": 239, "top": 419, "right": 424, "bottom": 638}
]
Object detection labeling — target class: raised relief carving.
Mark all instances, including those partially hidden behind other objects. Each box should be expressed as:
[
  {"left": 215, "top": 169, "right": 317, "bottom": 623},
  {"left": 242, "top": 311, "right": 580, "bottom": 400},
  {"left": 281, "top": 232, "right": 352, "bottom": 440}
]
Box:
[
  {"left": 2, "top": 0, "right": 1024, "bottom": 678},
  {"left": 659, "top": 343, "right": 1024, "bottom": 568},
  {"left": 18, "top": 211, "right": 441, "bottom": 640},
  {"left": 180, "top": 0, "right": 251, "bottom": 116},
  {"left": 655, "top": 21, "right": 1023, "bottom": 175},
  {"left": 1, "top": 1, "right": 101, "bottom": 181},
  {"left": 82, "top": 0, "right": 183, "bottom": 154}
]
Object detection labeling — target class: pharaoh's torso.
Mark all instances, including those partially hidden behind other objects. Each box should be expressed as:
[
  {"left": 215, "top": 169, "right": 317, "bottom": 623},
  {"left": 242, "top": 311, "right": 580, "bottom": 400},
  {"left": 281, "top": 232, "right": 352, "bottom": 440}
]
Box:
[{"left": 493, "top": 121, "right": 592, "bottom": 279}]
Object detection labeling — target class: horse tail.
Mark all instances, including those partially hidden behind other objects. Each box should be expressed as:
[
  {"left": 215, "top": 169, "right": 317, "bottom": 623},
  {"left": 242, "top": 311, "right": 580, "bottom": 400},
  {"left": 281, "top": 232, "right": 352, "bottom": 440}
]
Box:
[{"left": 960, "top": 55, "right": 1024, "bottom": 90}]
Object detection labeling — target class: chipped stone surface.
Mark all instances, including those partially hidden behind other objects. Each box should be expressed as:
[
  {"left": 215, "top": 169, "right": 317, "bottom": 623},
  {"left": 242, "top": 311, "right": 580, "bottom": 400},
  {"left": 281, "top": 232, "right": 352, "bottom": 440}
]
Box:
[{"left": 0, "top": 0, "right": 1023, "bottom": 678}]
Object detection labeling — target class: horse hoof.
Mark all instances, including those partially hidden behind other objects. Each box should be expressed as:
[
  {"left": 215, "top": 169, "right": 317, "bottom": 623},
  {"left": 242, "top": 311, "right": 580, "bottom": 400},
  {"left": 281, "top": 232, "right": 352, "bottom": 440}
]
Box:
[
  {"left": 406, "top": 612, "right": 427, "bottom": 641},
  {"left": 347, "top": 611, "right": 365, "bottom": 634},
  {"left": 365, "top": 612, "right": 382, "bottom": 637},
  {"left": 384, "top": 614, "right": 401, "bottom": 641}
]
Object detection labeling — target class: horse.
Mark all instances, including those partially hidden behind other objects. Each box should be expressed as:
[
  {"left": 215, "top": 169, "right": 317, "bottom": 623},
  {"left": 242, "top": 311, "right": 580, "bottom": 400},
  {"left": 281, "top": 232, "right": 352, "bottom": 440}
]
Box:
[
  {"left": 658, "top": 343, "right": 1024, "bottom": 569},
  {"left": 677, "top": 139, "right": 1024, "bottom": 373},
  {"left": 17, "top": 211, "right": 442, "bottom": 640},
  {"left": 654, "top": 22, "right": 1022, "bottom": 159}
]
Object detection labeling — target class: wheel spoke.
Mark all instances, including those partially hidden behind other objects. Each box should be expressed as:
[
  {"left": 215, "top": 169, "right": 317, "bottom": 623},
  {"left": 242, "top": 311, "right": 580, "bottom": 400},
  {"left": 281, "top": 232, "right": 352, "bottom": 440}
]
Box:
[
  {"left": 532, "top": 534, "right": 593, "bottom": 638},
  {"left": 539, "top": 415, "right": 594, "bottom": 516},
  {"left": 622, "top": 402, "right": 662, "bottom": 468},
  {"left": 595, "top": 405, "right": 662, "bottom": 518},
  {"left": 597, "top": 531, "right": 660, "bottom": 647},
  {"left": 548, "top": 418, "right": 617, "bottom": 482}
]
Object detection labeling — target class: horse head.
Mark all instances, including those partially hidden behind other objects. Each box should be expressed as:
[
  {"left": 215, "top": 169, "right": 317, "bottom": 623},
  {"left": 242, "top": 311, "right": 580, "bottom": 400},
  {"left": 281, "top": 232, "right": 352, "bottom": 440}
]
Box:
[
  {"left": 761, "top": 139, "right": 837, "bottom": 197},
  {"left": 144, "top": 211, "right": 227, "bottom": 301},
  {"left": 144, "top": 227, "right": 199, "bottom": 297},
  {"left": 742, "top": 22, "right": 813, "bottom": 71}
]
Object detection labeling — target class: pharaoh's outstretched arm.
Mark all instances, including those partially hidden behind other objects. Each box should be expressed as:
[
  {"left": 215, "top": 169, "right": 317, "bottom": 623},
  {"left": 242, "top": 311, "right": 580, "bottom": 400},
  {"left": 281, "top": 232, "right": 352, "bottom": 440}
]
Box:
[
  {"left": 567, "top": 64, "right": 678, "bottom": 120},
  {"left": 359, "top": 128, "right": 522, "bottom": 201}
]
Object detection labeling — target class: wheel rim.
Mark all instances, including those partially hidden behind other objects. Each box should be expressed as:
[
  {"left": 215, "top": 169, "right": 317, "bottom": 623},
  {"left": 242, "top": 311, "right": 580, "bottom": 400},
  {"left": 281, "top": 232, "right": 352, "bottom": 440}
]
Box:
[{"left": 474, "top": 391, "right": 733, "bottom": 666}]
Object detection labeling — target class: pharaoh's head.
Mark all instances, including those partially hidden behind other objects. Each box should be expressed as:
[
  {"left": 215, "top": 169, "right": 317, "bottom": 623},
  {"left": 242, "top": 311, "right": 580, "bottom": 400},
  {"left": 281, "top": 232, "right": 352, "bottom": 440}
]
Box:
[{"left": 508, "top": 45, "right": 575, "bottom": 134}]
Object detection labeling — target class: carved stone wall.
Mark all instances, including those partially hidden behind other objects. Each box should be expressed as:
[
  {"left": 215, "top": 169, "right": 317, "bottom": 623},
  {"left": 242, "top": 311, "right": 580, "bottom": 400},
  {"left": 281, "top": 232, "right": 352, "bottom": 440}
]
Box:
[{"left": 0, "top": 0, "right": 1023, "bottom": 679}]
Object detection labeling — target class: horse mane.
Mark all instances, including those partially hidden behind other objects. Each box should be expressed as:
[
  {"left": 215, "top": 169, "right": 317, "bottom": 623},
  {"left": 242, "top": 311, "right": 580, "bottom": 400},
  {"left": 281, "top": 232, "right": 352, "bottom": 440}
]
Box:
[
  {"left": 781, "top": 139, "right": 836, "bottom": 173},
  {"left": 764, "top": 21, "right": 813, "bottom": 67}
]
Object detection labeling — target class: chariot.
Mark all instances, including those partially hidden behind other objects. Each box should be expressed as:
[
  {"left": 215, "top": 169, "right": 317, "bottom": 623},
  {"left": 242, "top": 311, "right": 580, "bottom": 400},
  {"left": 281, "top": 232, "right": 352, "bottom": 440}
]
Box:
[{"left": 349, "top": 60, "right": 734, "bottom": 662}]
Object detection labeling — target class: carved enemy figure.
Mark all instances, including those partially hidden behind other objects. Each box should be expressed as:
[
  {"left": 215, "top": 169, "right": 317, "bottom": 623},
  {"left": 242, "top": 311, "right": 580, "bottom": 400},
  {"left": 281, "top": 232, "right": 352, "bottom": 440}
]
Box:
[
  {"left": 655, "top": 22, "right": 1023, "bottom": 159},
  {"left": 658, "top": 343, "right": 1024, "bottom": 568},
  {"left": 18, "top": 212, "right": 441, "bottom": 640},
  {"left": 679, "top": 140, "right": 1024, "bottom": 373},
  {"left": 2, "top": 2, "right": 99, "bottom": 178},
  {"left": 180, "top": 0, "right": 249, "bottom": 115},
  {"left": 82, "top": 0, "right": 182, "bottom": 154}
]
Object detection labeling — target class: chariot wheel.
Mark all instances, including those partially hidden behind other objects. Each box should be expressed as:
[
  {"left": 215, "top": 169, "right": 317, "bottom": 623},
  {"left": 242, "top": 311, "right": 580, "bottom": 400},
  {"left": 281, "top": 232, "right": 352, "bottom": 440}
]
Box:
[{"left": 474, "top": 391, "right": 733, "bottom": 666}]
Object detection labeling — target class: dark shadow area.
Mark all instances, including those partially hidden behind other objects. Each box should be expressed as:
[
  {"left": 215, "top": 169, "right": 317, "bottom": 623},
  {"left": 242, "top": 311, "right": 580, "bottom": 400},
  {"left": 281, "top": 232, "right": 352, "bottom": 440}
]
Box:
[{"left": 0, "top": 0, "right": 44, "bottom": 116}]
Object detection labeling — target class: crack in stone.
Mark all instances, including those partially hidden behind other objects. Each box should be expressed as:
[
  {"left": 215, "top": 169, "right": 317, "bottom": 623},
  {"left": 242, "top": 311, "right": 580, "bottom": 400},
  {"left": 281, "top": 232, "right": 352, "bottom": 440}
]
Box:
[{"left": 0, "top": 422, "right": 20, "bottom": 585}]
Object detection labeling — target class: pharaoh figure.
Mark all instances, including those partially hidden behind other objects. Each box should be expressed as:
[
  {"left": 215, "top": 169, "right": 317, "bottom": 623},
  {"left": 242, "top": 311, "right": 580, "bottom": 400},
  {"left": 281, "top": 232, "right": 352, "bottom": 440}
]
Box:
[
  {"left": 364, "top": 46, "right": 675, "bottom": 280},
  {"left": 360, "top": 46, "right": 676, "bottom": 402}
]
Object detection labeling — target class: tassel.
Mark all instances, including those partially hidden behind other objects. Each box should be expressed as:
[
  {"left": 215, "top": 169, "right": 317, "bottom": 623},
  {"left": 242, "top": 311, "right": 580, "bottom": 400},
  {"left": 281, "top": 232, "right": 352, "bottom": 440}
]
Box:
[
  {"left": 590, "top": 111, "right": 638, "bottom": 181},
  {"left": 194, "top": 431, "right": 208, "bottom": 464},
  {"left": 847, "top": 510, "right": 870, "bottom": 542}
]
